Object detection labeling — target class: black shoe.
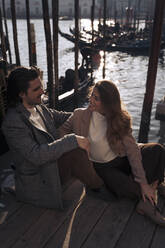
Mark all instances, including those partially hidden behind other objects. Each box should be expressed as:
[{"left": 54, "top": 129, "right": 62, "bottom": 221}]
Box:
[{"left": 86, "top": 185, "right": 111, "bottom": 202}]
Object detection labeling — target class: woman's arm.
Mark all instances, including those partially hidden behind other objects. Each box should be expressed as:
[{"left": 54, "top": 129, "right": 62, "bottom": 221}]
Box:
[
  {"left": 122, "top": 132, "right": 156, "bottom": 204},
  {"left": 59, "top": 112, "right": 74, "bottom": 137},
  {"left": 122, "top": 132, "right": 147, "bottom": 184}
]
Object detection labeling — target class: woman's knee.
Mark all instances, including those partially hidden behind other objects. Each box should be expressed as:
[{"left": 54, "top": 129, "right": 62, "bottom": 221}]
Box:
[
  {"left": 155, "top": 143, "right": 165, "bottom": 152},
  {"left": 60, "top": 148, "right": 88, "bottom": 160},
  {"left": 141, "top": 142, "right": 165, "bottom": 154},
  {"left": 150, "top": 143, "right": 165, "bottom": 157},
  {"left": 69, "top": 148, "right": 89, "bottom": 160}
]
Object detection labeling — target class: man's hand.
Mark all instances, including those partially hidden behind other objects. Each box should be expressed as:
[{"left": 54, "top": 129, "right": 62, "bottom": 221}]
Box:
[{"left": 75, "top": 135, "right": 90, "bottom": 155}]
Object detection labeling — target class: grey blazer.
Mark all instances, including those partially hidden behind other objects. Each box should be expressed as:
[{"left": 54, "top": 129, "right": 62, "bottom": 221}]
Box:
[{"left": 2, "top": 103, "right": 78, "bottom": 209}]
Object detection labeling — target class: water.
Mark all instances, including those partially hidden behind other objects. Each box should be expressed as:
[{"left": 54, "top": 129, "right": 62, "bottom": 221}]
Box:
[{"left": 5, "top": 18, "right": 165, "bottom": 142}]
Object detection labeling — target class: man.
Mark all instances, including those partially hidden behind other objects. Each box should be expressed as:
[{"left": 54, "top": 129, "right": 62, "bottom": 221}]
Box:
[{"left": 2, "top": 66, "right": 107, "bottom": 209}]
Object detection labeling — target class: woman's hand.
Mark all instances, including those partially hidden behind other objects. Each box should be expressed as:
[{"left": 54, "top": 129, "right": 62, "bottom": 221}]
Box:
[{"left": 140, "top": 183, "right": 156, "bottom": 206}]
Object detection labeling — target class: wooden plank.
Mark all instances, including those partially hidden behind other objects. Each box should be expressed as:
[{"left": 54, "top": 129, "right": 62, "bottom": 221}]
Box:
[
  {"left": 82, "top": 198, "right": 136, "bottom": 248},
  {"left": 115, "top": 197, "right": 164, "bottom": 248},
  {"left": 0, "top": 152, "right": 23, "bottom": 221},
  {"left": 115, "top": 212, "right": 155, "bottom": 248},
  {"left": 13, "top": 180, "right": 85, "bottom": 248},
  {"left": 44, "top": 196, "right": 109, "bottom": 248},
  {"left": 150, "top": 199, "right": 165, "bottom": 248},
  {"left": 0, "top": 202, "right": 46, "bottom": 247},
  {"left": 0, "top": 192, "right": 23, "bottom": 222},
  {"left": 0, "top": 211, "right": 8, "bottom": 224}
]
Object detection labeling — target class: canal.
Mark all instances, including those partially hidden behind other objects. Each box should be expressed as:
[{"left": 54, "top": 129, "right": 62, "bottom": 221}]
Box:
[{"left": 6, "top": 18, "right": 165, "bottom": 143}]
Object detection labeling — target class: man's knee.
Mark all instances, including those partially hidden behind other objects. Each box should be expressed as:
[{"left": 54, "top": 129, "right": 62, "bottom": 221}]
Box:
[
  {"left": 59, "top": 148, "right": 89, "bottom": 169},
  {"left": 71, "top": 147, "right": 87, "bottom": 155}
]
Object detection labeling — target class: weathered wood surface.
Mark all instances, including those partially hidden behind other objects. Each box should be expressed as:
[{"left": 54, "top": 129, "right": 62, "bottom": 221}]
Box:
[
  {"left": 149, "top": 204, "right": 165, "bottom": 248},
  {"left": 82, "top": 199, "right": 136, "bottom": 248},
  {"left": 0, "top": 183, "right": 165, "bottom": 248},
  {"left": 0, "top": 152, "right": 165, "bottom": 248}
]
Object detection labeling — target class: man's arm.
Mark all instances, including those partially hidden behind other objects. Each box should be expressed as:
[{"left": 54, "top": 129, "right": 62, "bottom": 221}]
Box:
[
  {"left": 42, "top": 105, "right": 72, "bottom": 128},
  {"left": 2, "top": 113, "right": 78, "bottom": 167},
  {"left": 2, "top": 110, "right": 90, "bottom": 167}
]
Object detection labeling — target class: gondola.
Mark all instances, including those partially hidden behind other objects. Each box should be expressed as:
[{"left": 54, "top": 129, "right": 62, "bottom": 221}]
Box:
[
  {"left": 59, "top": 28, "right": 92, "bottom": 49},
  {"left": 69, "top": 27, "right": 89, "bottom": 40},
  {"left": 58, "top": 75, "right": 92, "bottom": 111},
  {"left": 59, "top": 16, "right": 73, "bottom": 21},
  {"left": 43, "top": 66, "right": 93, "bottom": 111},
  {"left": 59, "top": 28, "right": 165, "bottom": 55},
  {"left": 108, "top": 39, "right": 165, "bottom": 54}
]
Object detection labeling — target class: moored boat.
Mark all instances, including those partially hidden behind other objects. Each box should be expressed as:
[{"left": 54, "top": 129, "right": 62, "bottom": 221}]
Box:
[
  {"left": 59, "top": 27, "right": 165, "bottom": 55},
  {"left": 43, "top": 66, "right": 93, "bottom": 111}
]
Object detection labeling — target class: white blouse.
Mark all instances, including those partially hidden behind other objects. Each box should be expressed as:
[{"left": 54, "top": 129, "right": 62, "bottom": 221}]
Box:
[{"left": 88, "top": 111, "right": 117, "bottom": 163}]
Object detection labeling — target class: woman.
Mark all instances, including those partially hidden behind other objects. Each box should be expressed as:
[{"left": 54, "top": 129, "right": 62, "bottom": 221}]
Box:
[{"left": 60, "top": 80, "right": 165, "bottom": 226}]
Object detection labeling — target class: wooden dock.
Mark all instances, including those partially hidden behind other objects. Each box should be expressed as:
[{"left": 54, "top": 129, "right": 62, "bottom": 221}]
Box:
[{"left": 0, "top": 152, "right": 165, "bottom": 248}]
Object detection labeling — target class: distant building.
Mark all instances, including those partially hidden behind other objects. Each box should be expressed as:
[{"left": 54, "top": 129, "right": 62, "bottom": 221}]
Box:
[
  {"left": 0, "top": 0, "right": 51, "bottom": 18},
  {"left": 0, "top": 0, "right": 101, "bottom": 19},
  {"left": 0, "top": 0, "right": 159, "bottom": 20},
  {"left": 105, "top": 0, "right": 155, "bottom": 19},
  {"left": 59, "top": 0, "right": 101, "bottom": 18}
]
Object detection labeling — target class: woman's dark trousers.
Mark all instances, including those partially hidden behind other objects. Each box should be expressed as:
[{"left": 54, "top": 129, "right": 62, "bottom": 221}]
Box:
[{"left": 93, "top": 143, "right": 165, "bottom": 200}]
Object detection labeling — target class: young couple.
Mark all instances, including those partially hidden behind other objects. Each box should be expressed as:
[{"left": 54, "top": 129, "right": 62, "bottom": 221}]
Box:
[{"left": 2, "top": 66, "right": 165, "bottom": 226}]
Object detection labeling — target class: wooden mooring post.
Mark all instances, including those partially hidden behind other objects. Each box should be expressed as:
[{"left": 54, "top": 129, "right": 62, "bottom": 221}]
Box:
[
  {"left": 74, "top": 0, "right": 79, "bottom": 107},
  {"left": 91, "top": 0, "right": 95, "bottom": 45},
  {"left": 137, "top": 0, "right": 142, "bottom": 30},
  {"left": 114, "top": 0, "right": 117, "bottom": 25},
  {"left": 25, "top": 0, "right": 33, "bottom": 66},
  {"left": 120, "top": 5, "right": 124, "bottom": 26},
  {"left": 102, "top": 0, "right": 107, "bottom": 79},
  {"left": 30, "top": 23, "right": 37, "bottom": 66},
  {"left": 2, "top": 0, "right": 12, "bottom": 64},
  {"left": 138, "top": 0, "right": 165, "bottom": 143},
  {"left": 25, "top": 0, "right": 37, "bottom": 66},
  {"left": 52, "top": 0, "right": 59, "bottom": 109},
  {"left": 10, "top": 0, "right": 20, "bottom": 66},
  {"left": 90, "top": 0, "right": 95, "bottom": 80},
  {"left": 0, "top": 5, "right": 7, "bottom": 63},
  {"left": 42, "top": 0, "right": 54, "bottom": 108}
]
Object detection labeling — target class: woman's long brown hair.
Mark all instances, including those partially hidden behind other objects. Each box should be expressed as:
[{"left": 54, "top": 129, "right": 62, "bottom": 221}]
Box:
[{"left": 94, "top": 80, "right": 132, "bottom": 146}]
